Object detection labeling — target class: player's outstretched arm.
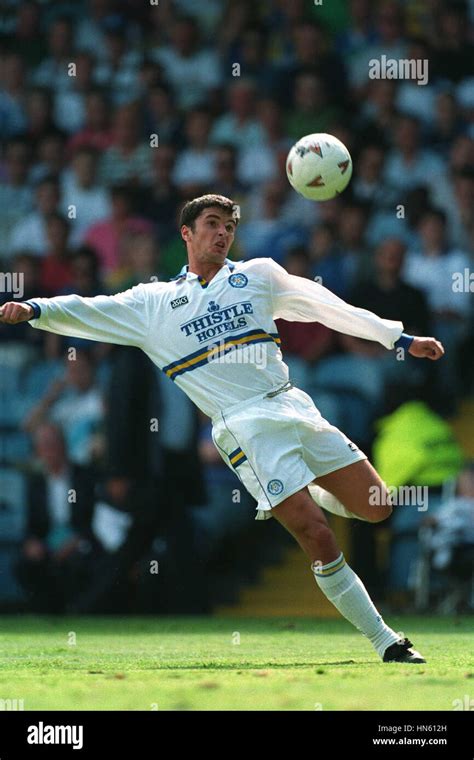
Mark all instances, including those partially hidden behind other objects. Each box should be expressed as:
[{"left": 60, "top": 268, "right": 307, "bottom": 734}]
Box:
[
  {"left": 266, "top": 258, "right": 404, "bottom": 349},
  {"left": 0, "top": 286, "right": 151, "bottom": 348},
  {"left": 265, "top": 258, "right": 445, "bottom": 358}
]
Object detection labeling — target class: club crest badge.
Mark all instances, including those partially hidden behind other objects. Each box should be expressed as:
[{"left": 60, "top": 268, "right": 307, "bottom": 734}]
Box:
[
  {"left": 228, "top": 273, "right": 248, "bottom": 288},
  {"left": 267, "top": 479, "right": 284, "bottom": 495}
]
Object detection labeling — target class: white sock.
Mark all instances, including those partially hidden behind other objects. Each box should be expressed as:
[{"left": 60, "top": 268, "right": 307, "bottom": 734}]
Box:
[
  {"left": 312, "top": 553, "right": 400, "bottom": 659},
  {"left": 308, "top": 483, "right": 369, "bottom": 521}
]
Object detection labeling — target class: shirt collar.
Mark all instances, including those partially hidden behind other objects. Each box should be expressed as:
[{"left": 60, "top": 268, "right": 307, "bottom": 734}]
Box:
[{"left": 169, "top": 258, "right": 237, "bottom": 282}]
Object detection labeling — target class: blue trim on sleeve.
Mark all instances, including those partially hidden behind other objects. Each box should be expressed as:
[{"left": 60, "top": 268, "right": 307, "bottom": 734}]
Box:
[
  {"left": 394, "top": 332, "right": 414, "bottom": 351},
  {"left": 25, "top": 301, "right": 41, "bottom": 319}
]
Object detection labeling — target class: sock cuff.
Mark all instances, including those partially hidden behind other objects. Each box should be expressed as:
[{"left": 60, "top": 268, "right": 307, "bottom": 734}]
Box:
[{"left": 311, "top": 552, "right": 346, "bottom": 577}]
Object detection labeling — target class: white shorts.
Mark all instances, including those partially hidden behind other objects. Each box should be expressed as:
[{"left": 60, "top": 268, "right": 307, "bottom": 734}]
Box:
[{"left": 211, "top": 384, "right": 367, "bottom": 520}]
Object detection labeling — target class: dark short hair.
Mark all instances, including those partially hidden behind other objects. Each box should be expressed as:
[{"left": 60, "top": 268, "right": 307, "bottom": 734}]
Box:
[{"left": 179, "top": 194, "right": 240, "bottom": 230}]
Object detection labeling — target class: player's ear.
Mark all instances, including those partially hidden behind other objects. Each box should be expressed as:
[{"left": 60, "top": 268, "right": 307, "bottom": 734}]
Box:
[{"left": 180, "top": 224, "right": 191, "bottom": 243}]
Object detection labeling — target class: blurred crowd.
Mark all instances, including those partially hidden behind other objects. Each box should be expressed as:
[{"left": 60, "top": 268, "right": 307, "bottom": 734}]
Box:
[{"left": 1, "top": 0, "right": 473, "bottom": 613}]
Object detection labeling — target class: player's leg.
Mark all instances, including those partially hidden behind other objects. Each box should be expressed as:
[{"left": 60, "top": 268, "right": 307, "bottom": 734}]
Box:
[
  {"left": 271, "top": 485, "right": 341, "bottom": 565},
  {"left": 271, "top": 486, "right": 425, "bottom": 663},
  {"left": 309, "top": 459, "right": 393, "bottom": 523}
]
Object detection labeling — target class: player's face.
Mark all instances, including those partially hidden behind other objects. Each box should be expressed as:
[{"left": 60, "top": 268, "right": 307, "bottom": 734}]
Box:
[{"left": 182, "top": 207, "right": 236, "bottom": 263}]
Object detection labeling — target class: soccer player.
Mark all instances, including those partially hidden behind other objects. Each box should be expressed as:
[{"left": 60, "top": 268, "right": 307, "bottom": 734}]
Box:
[{"left": 1, "top": 194, "right": 445, "bottom": 663}]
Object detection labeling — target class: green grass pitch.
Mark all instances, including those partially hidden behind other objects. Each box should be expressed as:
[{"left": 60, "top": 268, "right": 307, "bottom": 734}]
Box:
[{"left": 0, "top": 616, "right": 472, "bottom": 710}]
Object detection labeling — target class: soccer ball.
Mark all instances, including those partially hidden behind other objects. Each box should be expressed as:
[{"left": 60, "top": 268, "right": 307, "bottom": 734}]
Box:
[{"left": 286, "top": 133, "right": 353, "bottom": 201}]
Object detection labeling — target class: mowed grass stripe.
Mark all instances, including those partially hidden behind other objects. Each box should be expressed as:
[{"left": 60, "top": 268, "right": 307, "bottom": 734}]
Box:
[{"left": 0, "top": 616, "right": 472, "bottom": 710}]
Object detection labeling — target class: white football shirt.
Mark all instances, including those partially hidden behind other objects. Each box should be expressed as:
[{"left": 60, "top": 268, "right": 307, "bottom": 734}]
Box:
[{"left": 28, "top": 258, "right": 404, "bottom": 419}]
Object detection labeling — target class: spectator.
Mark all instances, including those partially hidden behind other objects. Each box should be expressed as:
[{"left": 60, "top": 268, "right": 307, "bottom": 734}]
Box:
[
  {"left": 142, "top": 83, "right": 183, "bottom": 147},
  {"left": 222, "top": 25, "right": 273, "bottom": 93},
  {"left": 10, "top": 1, "right": 47, "bottom": 68},
  {"left": 433, "top": 4, "right": 474, "bottom": 84},
  {"left": 29, "top": 130, "right": 67, "bottom": 185},
  {"left": 285, "top": 71, "right": 341, "bottom": 141},
  {"left": 8, "top": 175, "right": 61, "bottom": 257},
  {"left": 83, "top": 184, "right": 154, "bottom": 276},
  {"left": 404, "top": 208, "right": 470, "bottom": 322},
  {"left": 355, "top": 79, "right": 399, "bottom": 146},
  {"left": 0, "top": 138, "right": 33, "bottom": 247},
  {"left": 0, "top": 52, "right": 28, "bottom": 138},
  {"left": 60, "top": 246, "right": 104, "bottom": 297},
  {"left": 23, "top": 350, "right": 104, "bottom": 467},
  {"left": 15, "top": 423, "right": 98, "bottom": 613},
  {"left": 450, "top": 168, "right": 474, "bottom": 257},
  {"left": 151, "top": 15, "right": 222, "bottom": 110},
  {"left": 394, "top": 37, "right": 436, "bottom": 125},
  {"left": 31, "top": 17, "right": 76, "bottom": 93},
  {"left": 138, "top": 58, "right": 167, "bottom": 94},
  {"left": 212, "top": 143, "right": 248, "bottom": 203},
  {"left": 428, "top": 91, "right": 466, "bottom": 155},
  {"left": 336, "top": 0, "right": 377, "bottom": 57},
  {"left": 75, "top": 0, "right": 121, "bottom": 61},
  {"left": 433, "top": 164, "right": 474, "bottom": 257},
  {"left": 67, "top": 89, "right": 114, "bottom": 155},
  {"left": 39, "top": 213, "right": 74, "bottom": 295},
  {"left": 348, "top": 1, "right": 407, "bottom": 92},
  {"left": 238, "top": 97, "right": 292, "bottom": 187},
  {"left": 350, "top": 142, "right": 396, "bottom": 209},
  {"left": 384, "top": 114, "right": 446, "bottom": 194},
  {"left": 99, "top": 103, "right": 153, "bottom": 186},
  {"left": 337, "top": 201, "right": 371, "bottom": 285},
  {"left": 23, "top": 87, "right": 56, "bottom": 148},
  {"left": 61, "top": 146, "right": 111, "bottom": 245},
  {"left": 425, "top": 463, "right": 474, "bottom": 608},
  {"left": 271, "top": 19, "right": 347, "bottom": 107},
  {"left": 138, "top": 144, "right": 181, "bottom": 244},
  {"left": 404, "top": 208, "right": 470, "bottom": 404},
  {"left": 172, "top": 107, "right": 216, "bottom": 192},
  {"left": 54, "top": 52, "right": 96, "bottom": 134},
  {"left": 40, "top": 246, "right": 106, "bottom": 358},
  {"left": 94, "top": 27, "right": 141, "bottom": 106},
  {"left": 211, "top": 79, "right": 266, "bottom": 151},
  {"left": 110, "top": 231, "right": 161, "bottom": 292}
]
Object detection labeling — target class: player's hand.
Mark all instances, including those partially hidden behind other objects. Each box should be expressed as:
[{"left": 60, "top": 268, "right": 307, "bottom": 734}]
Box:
[
  {"left": 408, "top": 336, "right": 445, "bottom": 360},
  {"left": 0, "top": 301, "right": 34, "bottom": 324}
]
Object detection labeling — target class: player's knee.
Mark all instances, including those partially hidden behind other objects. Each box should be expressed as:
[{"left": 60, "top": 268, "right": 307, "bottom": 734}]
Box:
[
  {"left": 363, "top": 481, "right": 393, "bottom": 522},
  {"left": 299, "top": 517, "right": 335, "bottom": 552},
  {"left": 366, "top": 490, "right": 393, "bottom": 522},
  {"left": 365, "top": 504, "right": 392, "bottom": 522}
]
